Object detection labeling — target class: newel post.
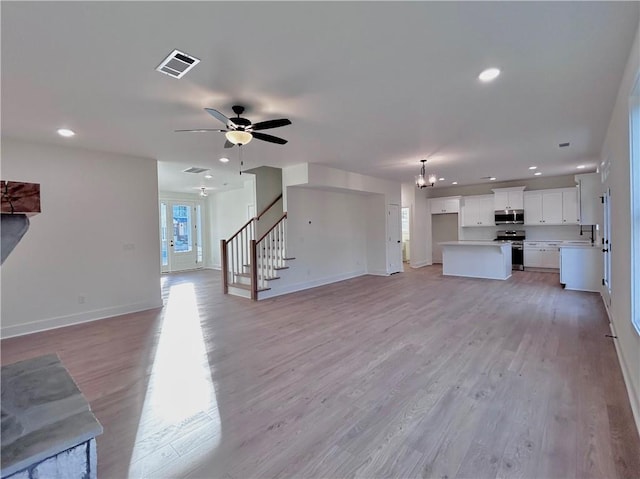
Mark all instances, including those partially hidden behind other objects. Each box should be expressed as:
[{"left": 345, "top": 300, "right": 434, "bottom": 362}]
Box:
[
  {"left": 220, "top": 239, "right": 228, "bottom": 294},
  {"left": 250, "top": 239, "right": 257, "bottom": 300}
]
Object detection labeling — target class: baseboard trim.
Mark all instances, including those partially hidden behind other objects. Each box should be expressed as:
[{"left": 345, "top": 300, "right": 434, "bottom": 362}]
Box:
[
  {"left": 0, "top": 298, "right": 164, "bottom": 339},
  {"left": 603, "top": 297, "right": 640, "bottom": 440},
  {"left": 258, "top": 270, "right": 366, "bottom": 300},
  {"left": 367, "top": 269, "right": 389, "bottom": 276},
  {"left": 410, "top": 260, "right": 430, "bottom": 268}
]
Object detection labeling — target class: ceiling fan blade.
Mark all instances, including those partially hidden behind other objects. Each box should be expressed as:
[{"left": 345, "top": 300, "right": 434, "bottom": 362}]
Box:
[
  {"left": 249, "top": 118, "right": 292, "bottom": 131},
  {"left": 224, "top": 140, "right": 235, "bottom": 148},
  {"left": 251, "top": 131, "right": 288, "bottom": 145},
  {"left": 205, "top": 108, "right": 237, "bottom": 128},
  {"left": 174, "top": 129, "right": 227, "bottom": 133}
]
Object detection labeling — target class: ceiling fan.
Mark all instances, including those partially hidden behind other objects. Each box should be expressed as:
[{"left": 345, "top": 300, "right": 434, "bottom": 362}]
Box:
[{"left": 176, "top": 105, "right": 291, "bottom": 148}]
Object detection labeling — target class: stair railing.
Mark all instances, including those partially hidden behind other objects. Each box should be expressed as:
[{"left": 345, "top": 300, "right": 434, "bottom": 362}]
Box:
[
  {"left": 221, "top": 194, "right": 283, "bottom": 295},
  {"left": 221, "top": 217, "right": 255, "bottom": 294},
  {"left": 253, "top": 213, "right": 288, "bottom": 297}
]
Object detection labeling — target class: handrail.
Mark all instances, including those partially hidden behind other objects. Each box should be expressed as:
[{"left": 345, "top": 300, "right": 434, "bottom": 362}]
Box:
[
  {"left": 227, "top": 217, "right": 254, "bottom": 243},
  {"left": 256, "top": 194, "right": 283, "bottom": 220},
  {"left": 257, "top": 213, "right": 287, "bottom": 243},
  {"left": 225, "top": 193, "right": 282, "bottom": 243}
]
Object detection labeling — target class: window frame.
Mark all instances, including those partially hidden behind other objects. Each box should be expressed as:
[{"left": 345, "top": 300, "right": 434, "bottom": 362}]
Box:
[{"left": 629, "top": 73, "right": 640, "bottom": 335}]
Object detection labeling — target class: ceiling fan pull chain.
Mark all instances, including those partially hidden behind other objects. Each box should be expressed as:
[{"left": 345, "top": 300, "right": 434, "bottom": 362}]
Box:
[{"left": 239, "top": 145, "right": 243, "bottom": 175}]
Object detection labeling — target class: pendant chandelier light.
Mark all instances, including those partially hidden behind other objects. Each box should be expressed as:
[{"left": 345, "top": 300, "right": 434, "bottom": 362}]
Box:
[{"left": 416, "top": 159, "right": 437, "bottom": 188}]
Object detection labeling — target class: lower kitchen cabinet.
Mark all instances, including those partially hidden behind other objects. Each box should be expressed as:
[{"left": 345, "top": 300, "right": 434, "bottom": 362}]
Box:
[
  {"left": 560, "top": 246, "right": 602, "bottom": 291},
  {"left": 524, "top": 242, "right": 561, "bottom": 269}
]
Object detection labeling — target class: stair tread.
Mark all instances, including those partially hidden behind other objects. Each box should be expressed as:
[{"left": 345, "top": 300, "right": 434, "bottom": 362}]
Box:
[
  {"left": 235, "top": 273, "right": 281, "bottom": 281},
  {"left": 229, "top": 282, "right": 271, "bottom": 292}
]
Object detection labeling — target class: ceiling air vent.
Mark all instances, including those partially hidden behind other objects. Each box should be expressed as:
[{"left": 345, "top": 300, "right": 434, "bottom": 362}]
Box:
[
  {"left": 156, "top": 49, "right": 200, "bottom": 79},
  {"left": 183, "top": 167, "right": 209, "bottom": 174}
]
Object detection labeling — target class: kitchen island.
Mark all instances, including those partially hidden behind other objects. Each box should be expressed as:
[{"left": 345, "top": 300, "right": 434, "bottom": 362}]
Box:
[{"left": 440, "top": 241, "right": 512, "bottom": 280}]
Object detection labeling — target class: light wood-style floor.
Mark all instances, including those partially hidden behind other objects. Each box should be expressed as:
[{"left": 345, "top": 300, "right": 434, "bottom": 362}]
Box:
[{"left": 2, "top": 266, "right": 639, "bottom": 479}]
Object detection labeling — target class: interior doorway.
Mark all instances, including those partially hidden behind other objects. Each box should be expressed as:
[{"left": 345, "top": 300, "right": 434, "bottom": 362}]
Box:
[
  {"left": 401, "top": 207, "right": 410, "bottom": 262},
  {"left": 160, "top": 199, "right": 204, "bottom": 273},
  {"left": 431, "top": 214, "right": 459, "bottom": 264}
]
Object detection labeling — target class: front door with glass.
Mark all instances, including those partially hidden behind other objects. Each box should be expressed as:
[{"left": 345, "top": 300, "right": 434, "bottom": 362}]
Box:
[{"left": 160, "top": 200, "right": 203, "bottom": 272}]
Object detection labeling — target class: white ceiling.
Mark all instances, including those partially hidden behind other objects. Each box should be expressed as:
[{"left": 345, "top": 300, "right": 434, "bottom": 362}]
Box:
[{"left": 2, "top": 2, "right": 638, "bottom": 193}]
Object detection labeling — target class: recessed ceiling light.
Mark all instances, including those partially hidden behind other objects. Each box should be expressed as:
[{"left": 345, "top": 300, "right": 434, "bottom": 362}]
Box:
[
  {"left": 219, "top": 157, "right": 230, "bottom": 163},
  {"left": 478, "top": 68, "right": 500, "bottom": 82},
  {"left": 529, "top": 166, "right": 537, "bottom": 170},
  {"left": 57, "top": 128, "right": 75, "bottom": 137},
  {"left": 439, "top": 177, "right": 445, "bottom": 181},
  {"left": 204, "top": 174, "right": 213, "bottom": 179},
  {"left": 452, "top": 181, "right": 458, "bottom": 185},
  {"left": 489, "top": 177, "right": 497, "bottom": 181},
  {"left": 577, "top": 165, "right": 586, "bottom": 169},
  {"left": 534, "top": 172, "right": 542, "bottom": 176}
]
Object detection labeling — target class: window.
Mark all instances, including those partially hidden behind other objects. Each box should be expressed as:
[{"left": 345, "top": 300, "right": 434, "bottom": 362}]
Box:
[{"left": 630, "top": 75, "right": 640, "bottom": 334}]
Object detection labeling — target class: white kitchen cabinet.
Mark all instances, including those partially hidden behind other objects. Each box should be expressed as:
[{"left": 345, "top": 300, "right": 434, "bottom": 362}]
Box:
[
  {"left": 524, "top": 189, "right": 571, "bottom": 225},
  {"left": 560, "top": 245, "right": 602, "bottom": 291},
  {"left": 430, "top": 196, "right": 460, "bottom": 214},
  {"left": 575, "top": 173, "right": 600, "bottom": 225},
  {"left": 461, "top": 195, "right": 494, "bottom": 226},
  {"left": 493, "top": 187, "right": 525, "bottom": 210},
  {"left": 561, "top": 188, "right": 579, "bottom": 224},
  {"left": 524, "top": 241, "right": 561, "bottom": 269}
]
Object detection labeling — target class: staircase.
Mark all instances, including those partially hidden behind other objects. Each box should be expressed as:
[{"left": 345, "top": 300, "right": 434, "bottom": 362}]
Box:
[{"left": 221, "top": 194, "right": 294, "bottom": 300}]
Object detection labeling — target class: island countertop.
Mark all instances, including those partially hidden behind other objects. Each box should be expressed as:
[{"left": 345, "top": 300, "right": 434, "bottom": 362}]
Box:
[{"left": 439, "top": 240, "right": 509, "bottom": 247}]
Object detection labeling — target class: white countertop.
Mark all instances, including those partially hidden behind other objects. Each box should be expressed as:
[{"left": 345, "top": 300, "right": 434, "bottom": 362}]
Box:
[
  {"left": 440, "top": 241, "right": 508, "bottom": 247},
  {"left": 559, "top": 243, "right": 599, "bottom": 249}
]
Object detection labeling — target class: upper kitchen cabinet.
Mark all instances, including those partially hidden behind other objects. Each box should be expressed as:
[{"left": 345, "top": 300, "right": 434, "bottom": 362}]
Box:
[
  {"left": 575, "top": 173, "right": 600, "bottom": 225},
  {"left": 461, "top": 195, "right": 495, "bottom": 227},
  {"left": 430, "top": 196, "right": 460, "bottom": 214},
  {"left": 492, "top": 186, "right": 525, "bottom": 210},
  {"left": 562, "top": 188, "right": 579, "bottom": 224},
  {"left": 524, "top": 188, "right": 578, "bottom": 225}
]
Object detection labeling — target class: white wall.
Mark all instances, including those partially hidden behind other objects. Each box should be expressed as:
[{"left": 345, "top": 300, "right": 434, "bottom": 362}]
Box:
[
  {"left": 246, "top": 166, "right": 283, "bottom": 238},
  {"left": 365, "top": 194, "right": 387, "bottom": 275},
  {"left": 402, "top": 183, "right": 431, "bottom": 268},
  {"left": 282, "top": 163, "right": 402, "bottom": 280},
  {"left": 600, "top": 26, "right": 640, "bottom": 431},
  {"left": 268, "top": 186, "right": 368, "bottom": 295},
  {"left": 1, "top": 139, "right": 162, "bottom": 338},
  {"left": 207, "top": 179, "right": 255, "bottom": 269}
]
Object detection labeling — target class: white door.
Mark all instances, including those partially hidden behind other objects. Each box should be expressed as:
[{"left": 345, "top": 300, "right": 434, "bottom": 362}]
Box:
[
  {"left": 160, "top": 200, "right": 203, "bottom": 273},
  {"left": 603, "top": 189, "right": 611, "bottom": 296},
  {"left": 387, "top": 204, "right": 402, "bottom": 273}
]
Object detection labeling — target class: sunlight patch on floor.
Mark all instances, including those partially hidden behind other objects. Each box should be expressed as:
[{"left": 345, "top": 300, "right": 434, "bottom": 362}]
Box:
[{"left": 128, "top": 282, "right": 221, "bottom": 478}]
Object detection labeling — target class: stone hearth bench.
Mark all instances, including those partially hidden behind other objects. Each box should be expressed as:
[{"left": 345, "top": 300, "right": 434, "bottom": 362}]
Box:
[{"left": 1, "top": 354, "right": 103, "bottom": 479}]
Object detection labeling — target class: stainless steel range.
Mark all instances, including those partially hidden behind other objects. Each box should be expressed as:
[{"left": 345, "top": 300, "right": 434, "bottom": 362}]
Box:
[{"left": 496, "top": 230, "right": 526, "bottom": 271}]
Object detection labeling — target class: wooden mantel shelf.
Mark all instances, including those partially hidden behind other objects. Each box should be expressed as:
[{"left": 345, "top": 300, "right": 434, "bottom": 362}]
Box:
[{"left": 1, "top": 181, "right": 41, "bottom": 216}]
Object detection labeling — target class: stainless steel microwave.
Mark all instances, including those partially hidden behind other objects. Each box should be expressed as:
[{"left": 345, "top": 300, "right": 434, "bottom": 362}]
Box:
[{"left": 495, "top": 209, "right": 524, "bottom": 224}]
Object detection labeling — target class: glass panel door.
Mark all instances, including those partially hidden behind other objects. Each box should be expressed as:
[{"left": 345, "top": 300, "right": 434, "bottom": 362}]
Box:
[
  {"left": 159, "top": 200, "right": 203, "bottom": 272},
  {"left": 160, "top": 202, "right": 169, "bottom": 273}
]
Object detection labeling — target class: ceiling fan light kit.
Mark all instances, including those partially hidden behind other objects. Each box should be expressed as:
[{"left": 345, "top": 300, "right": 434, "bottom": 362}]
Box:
[
  {"left": 225, "top": 130, "right": 252, "bottom": 146},
  {"left": 176, "top": 105, "right": 291, "bottom": 148}
]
